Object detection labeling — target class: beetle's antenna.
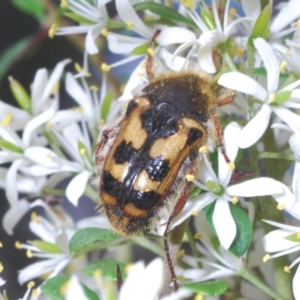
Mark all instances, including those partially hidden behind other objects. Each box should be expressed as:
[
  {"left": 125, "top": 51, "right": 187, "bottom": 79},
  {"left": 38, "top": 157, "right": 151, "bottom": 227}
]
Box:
[{"left": 146, "top": 29, "right": 161, "bottom": 80}]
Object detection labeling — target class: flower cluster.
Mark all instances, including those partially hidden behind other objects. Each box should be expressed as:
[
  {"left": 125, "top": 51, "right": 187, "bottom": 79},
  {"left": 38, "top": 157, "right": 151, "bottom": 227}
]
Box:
[{"left": 1, "top": 0, "right": 300, "bottom": 299}]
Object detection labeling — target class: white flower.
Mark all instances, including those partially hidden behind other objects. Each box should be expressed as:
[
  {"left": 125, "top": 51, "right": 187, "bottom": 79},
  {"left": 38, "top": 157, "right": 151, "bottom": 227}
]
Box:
[
  {"left": 173, "top": 0, "right": 252, "bottom": 73},
  {"left": 0, "top": 59, "right": 70, "bottom": 131},
  {"left": 171, "top": 123, "right": 286, "bottom": 249},
  {"left": 262, "top": 219, "right": 300, "bottom": 300},
  {"left": 180, "top": 211, "right": 246, "bottom": 281},
  {"left": 55, "top": 0, "right": 110, "bottom": 55},
  {"left": 270, "top": 0, "right": 300, "bottom": 40},
  {"left": 219, "top": 38, "right": 300, "bottom": 149},
  {"left": 52, "top": 122, "right": 93, "bottom": 205},
  {"left": 65, "top": 275, "right": 90, "bottom": 300},
  {"left": 118, "top": 258, "right": 191, "bottom": 300},
  {"left": 17, "top": 199, "right": 106, "bottom": 285},
  {"left": 285, "top": 30, "right": 300, "bottom": 75}
]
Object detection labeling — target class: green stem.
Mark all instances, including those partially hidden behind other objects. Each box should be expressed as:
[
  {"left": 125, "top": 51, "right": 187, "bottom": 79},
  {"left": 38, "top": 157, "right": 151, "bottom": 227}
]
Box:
[
  {"left": 218, "top": 42, "right": 237, "bottom": 71},
  {"left": 258, "top": 152, "right": 295, "bottom": 160},
  {"left": 132, "top": 237, "right": 164, "bottom": 256},
  {"left": 41, "top": 187, "right": 66, "bottom": 196},
  {"left": 185, "top": 226, "right": 200, "bottom": 260},
  {"left": 239, "top": 268, "right": 286, "bottom": 300}
]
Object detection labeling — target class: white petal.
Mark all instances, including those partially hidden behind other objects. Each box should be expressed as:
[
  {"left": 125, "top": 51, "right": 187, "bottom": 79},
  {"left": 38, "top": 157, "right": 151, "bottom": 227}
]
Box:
[
  {"left": 66, "top": 171, "right": 92, "bottom": 206},
  {"left": 2, "top": 199, "right": 30, "bottom": 235},
  {"left": 157, "top": 27, "right": 195, "bottom": 46},
  {"left": 218, "top": 122, "right": 241, "bottom": 186},
  {"left": 198, "top": 46, "right": 216, "bottom": 74},
  {"left": 24, "top": 147, "right": 60, "bottom": 168},
  {"left": 213, "top": 198, "right": 236, "bottom": 249},
  {"left": 199, "top": 30, "right": 224, "bottom": 46},
  {"left": 5, "top": 159, "right": 24, "bottom": 205},
  {"left": 0, "top": 277, "right": 5, "bottom": 286},
  {"left": 262, "top": 229, "right": 300, "bottom": 252},
  {"left": 118, "top": 59, "right": 146, "bottom": 102},
  {"left": 107, "top": 33, "right": 146, "bottom": 54},
  {"left": 50, "top": 109, "right": 83, "bottom": 125},
  {"left": 85, "top": 24, "right": 102, "bottom": 54},
  {"left": 31, "top": 68, "right": 48, "bottom": 115},
  {"left": 0, "top": 152, "right": 15, "bottom": 164},
  {"left": 18, "top": 256, "right": 68, "bottom": 285},
  {"left": 293, "top": 265, "right": 300, "bottom": 300},
  {"left": 115, "top": 0, "right": 152, "bottom": 39},
  {"left": 254, "top": 38, "right": 279, "bottom": 93},
  {"left": 240, "top": 0, "right": 260, "bottom": 18},
  {"left": 271, "top": 0, "right": 300, "bottom": 33},
  {"left": 66, "top": 276, "right": 89, "bottom": 300},
  {"left": 272, "top": 182, "right": 296, "bottom": 213},
  {"left": 218, "top": 72, "right": 267, "bottom": 101},
  {"left": 160, "top": 48, "right": 187, "bottom": 72},
  {"left": 239, "top": 104, "right": 272, "bottom": 148},
  {"left": 227, "top": 177, "right": 283, "bottom": 197},
  {"left": 0, "top": 125, "right": 24, "bottom": 147},
  {"left": 22, "top": 104, "right": 56, "bottom": 147},
  {"left": 119, "top": 259, "right": 163, "bottom": 300},
  {"left": 65, "top": 73, "right": 93, "bottom": 118},
  {"left": 28, "top": 216, "right": 56, "bottom": 243},
  {"left": 272, "top": 107, "right": 300, "bottom": 134},
  {"left": 292, "top": 162, "right": 300, "bottom": 202},
  {"left": 171, "top": 193, "right": 216, "bottom": 229},
  {"left": 41, "top": 59, "right": 71, "bottom": 103}
]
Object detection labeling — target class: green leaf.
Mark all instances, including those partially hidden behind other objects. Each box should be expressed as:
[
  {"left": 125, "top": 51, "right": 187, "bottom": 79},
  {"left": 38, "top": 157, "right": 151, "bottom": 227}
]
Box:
[
  {"left": 82, "top": 259, "right": 127, "bottom": 281},
  {"left": 134, "top": 2, "right": 197, "bottom": 28},
  {"left": 11, "top": 0, "right": 45, "bottom": 21},
  {"left": 69, "top": 227, "right": 119, "bottom": 253},
  {"left": 64, "top": 12, "right": 95, "bottom": 25},
  {"left": 204, "top": 202, "right": 252, "bottom": 257},
  {"left": 254, "top": 67, "right": 288, "bottom": 79},
  {"left": 182, "top": 280, "right": 228, "bottom": 296},
  {"left": 41, "top": 276, "right": 100, "bottom": 300},
  {"left": 82, "top": 285, "right": 100, "bottom": 300},
  {"left": 101, "top": 91, "right": 113, "bottom": 121},
  {"left": 41, "top": 276, "right": 69, "bottom": 300}
]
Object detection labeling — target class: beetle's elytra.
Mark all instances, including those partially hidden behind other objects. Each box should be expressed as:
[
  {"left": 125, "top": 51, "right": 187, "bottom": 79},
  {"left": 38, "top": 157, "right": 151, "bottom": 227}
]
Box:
[{"left": 95, "top": 72, "right": 216, "bottom": 235}]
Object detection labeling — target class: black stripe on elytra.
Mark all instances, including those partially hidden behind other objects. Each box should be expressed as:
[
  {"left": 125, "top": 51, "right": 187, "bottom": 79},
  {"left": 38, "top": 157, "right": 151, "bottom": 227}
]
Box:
[
  {"left": 125, "top": 100, "right": 138, "bottom": 117},
  {"left": 101, "top": 171, "right": 162, "bottom": 210},
  {"left": 140, "top": 103, "right": 179, "bottom": 138},
  {"left": 113, "top": 141, "right": 138, "bottom": 164},
  {"left": 144, "top": 156, "right": 170, "bottom": 181},
  {"left": 186, "top": 128, "right": 203, "bottom": 145},
  {"left": 101, "top": 171, "right": 121, "bottom": 198},
  {"left": 130, "top": 189, "right": 161, "bottom": 210}
]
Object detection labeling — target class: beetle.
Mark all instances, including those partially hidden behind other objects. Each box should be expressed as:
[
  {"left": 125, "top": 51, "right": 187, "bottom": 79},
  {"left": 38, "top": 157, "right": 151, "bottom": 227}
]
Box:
[{"left": 95, "top": 30, "right": 234, "bottom": 291}]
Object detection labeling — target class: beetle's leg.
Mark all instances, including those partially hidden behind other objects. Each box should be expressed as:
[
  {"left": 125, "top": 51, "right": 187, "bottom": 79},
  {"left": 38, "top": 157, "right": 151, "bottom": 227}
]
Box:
[
  {"left": 216, "top": 90, "right": 236, "bottom": 107},
  {"left": 146, "top": 29, "right": 161, "bottom": 80},
  {"left": 211, "top": 91, "right": 237, "bottom": 166},
  {"left": 163, "top": 183, "right": 190, "bottom": 292},
  {"left": 210, "top": 110, "right": 231, "bottom": 164},
  {"left": 95, "top": 127, "right": 117, "bottom": 167}
]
